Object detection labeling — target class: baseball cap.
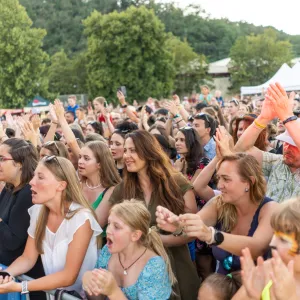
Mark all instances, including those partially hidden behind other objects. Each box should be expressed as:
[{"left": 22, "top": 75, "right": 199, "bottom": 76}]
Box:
[{"left": 275, "top": 118, "right": 299, "bottom": 147}]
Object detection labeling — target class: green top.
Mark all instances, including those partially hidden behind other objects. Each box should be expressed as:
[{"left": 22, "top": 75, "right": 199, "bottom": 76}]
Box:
[{"left": 92, "top": 188, "right": 108, "bottom": 236}]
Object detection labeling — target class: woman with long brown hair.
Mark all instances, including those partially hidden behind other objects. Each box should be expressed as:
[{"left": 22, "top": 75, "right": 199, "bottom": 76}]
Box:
[
  {"left": 109, "top": 130, "right": 199, "bottom": 300},
  {"left": 79, "top": 141, "right": 121, "bottom": 228}
]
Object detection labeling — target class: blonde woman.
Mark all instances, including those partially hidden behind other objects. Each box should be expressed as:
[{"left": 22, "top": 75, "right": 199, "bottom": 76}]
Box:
[
  {"left": 82, "top": 200, "right": 174, "bottom": 300},
  {"left": 0, "top": 156, "right": 102, "bottom": 295},
  {"left": 78, "top": 141, "right": 121, "bottom": 228},
  {"left": 156, "top": 153, "right": 278, "bottom": 275}
]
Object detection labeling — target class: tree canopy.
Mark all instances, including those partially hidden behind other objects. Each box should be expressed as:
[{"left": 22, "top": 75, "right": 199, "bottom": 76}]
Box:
[
  {"left": 229, "top": 29, "right": 293, "bottom": 92},
  {"left": 0, "top": 0, "right": 49, "bottom": 108},
  {"left": 83, "top": 6, "right": 175, "bottom": 103}
]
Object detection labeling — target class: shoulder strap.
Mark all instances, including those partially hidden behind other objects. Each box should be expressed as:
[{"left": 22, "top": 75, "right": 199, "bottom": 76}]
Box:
[{"left": 92, "top": 188, "right": 109, "bottom": 210}]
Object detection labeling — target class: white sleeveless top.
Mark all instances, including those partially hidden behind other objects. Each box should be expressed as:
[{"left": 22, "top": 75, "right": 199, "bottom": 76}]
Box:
[{"left": 28, "top": 203, "right": 102, "bottom": 293}]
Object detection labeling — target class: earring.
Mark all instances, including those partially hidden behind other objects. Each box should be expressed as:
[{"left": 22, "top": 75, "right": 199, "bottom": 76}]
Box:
[{"left": 245, "top": 188, "right": 249, "bottom": 192}]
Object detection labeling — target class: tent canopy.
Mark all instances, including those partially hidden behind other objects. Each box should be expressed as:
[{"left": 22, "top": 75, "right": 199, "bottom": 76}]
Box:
[
  {"left": 26, "top": 96, "right": 50, "bottom": 107},
  {"left": 241, "top": 63, "right": 294, "bottom": 95}
]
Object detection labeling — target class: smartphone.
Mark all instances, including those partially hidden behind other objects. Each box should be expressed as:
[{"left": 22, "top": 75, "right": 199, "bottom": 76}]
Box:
[
  {"left": 0, "top": 271, "right": 11, "bottom": 277},
  {"left": 118, "top": 86, "right": 127, "bottom": 97},
  {"left": 104, "top": 101, "right": 108, "bottom": 108}
]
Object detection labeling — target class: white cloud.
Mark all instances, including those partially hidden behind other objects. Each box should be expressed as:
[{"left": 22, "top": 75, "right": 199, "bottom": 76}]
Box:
[{"left": 162, "top": 0, "right": 300, "bottom": 35}]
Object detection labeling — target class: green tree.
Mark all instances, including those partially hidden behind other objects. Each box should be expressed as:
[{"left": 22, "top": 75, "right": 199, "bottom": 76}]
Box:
[
  {"left": 83, "top": 6, "right": 175, "bottom": 103},
  {"left": 0, "top": 0, "right": 49, "bottom": 108},
  {"left": 166, "top": 34, "right": 208, "bottom": 96},
  {"left": 229, "top": 29, "right": 293, "bottom": 92}
]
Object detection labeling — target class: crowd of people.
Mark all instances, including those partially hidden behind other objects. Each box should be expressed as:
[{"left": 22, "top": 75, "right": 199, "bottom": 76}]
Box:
[{"left": 0, "top": 82, "right": 299, "bottom": 299}]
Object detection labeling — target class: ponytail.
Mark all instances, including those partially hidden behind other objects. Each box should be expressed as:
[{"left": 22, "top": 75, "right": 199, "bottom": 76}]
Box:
[{"left": 146, "top": 226, "right": 176, "bottom": 286}]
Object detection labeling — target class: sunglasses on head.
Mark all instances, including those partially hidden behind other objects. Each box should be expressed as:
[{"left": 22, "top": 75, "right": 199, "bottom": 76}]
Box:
[
  {"left": 230, "top": 99, "right": 239, "bottom": 106},
  {"left": 43, "top": 141, "right": 59, "bottom": 152},
  {"left": 194, "top": 113, "right": 211, "bottom": 126},
  {"left": 42, "top": 155, "right": 65, "bottom": 178}
]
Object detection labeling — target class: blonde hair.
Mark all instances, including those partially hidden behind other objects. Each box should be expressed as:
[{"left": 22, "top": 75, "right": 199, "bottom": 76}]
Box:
[
  {"left": 271, "top": 198, "right": 300, "bottom": 245},
  {"left": 82, "top": 141, "right": 121, "bottom": 188},
  {"left": 93, "top": 97, "right": 106, "bottom": 105},
  {"left": 35, "top": 157, "right": 100, "bottom": 254},
  {"left": 110, "top": 200, "right": 176, "bottom": 285},
  {"left": 216, "top": 153, "right": 266, "bottom": 232}
]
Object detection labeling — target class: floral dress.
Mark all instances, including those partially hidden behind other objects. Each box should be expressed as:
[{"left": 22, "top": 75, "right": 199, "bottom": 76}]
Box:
[{"left": 96, "top": 245, "right": 172, "bottom": 300}]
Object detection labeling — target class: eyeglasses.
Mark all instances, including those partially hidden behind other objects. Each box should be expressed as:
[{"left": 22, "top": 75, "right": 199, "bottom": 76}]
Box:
[
  {"left": 43, "top": 141, "right": 59, "bottom": 152},
  {"left": 0, "top": 156, "right": 14, "bottom": 163},
  {"left": 88, "top": 121, "right": 97, "bottom": 125},
  {"left": 42, "top": 155, "right": 66, "bottom": 178}
]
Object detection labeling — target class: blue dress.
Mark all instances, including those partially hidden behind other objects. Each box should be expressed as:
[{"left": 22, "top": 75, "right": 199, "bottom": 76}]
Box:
[
  {"left": 212, "top": 197, "right": 273, "bottom": 274},
  {"left": 96, "top": 245, "right": 172, "bottom": 300}
]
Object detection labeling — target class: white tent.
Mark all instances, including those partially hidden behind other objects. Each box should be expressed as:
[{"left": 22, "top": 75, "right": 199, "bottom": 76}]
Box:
[{"left": 241, "top": 63, "right": 292, "bottom": 95}]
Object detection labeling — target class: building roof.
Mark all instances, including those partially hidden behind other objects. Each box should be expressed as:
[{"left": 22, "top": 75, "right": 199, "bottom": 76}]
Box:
[{"left": 208, "top": 58, "right": 231, "bottom": 74}]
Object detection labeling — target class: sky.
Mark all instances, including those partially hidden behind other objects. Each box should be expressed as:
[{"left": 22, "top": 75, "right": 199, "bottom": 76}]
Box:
[{"left": 162, "top": 0, "right": 300, "bottom": 35}]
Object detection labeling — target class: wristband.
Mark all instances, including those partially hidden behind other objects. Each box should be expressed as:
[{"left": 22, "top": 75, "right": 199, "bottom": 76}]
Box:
[
  {"left": 206, "top": 227, "right": 216, "bottom": 245},
  {"left": 172, "top": 227, "right": 184, "bottom": 237},
  {"left": 261, "top": 280, "right": 272, "bottom": 300},
  {"left": 172, "top": 113, "right": 180, "bottom": 119},
  {"left": 283, "top": 115, "right": 297, "bottom": 125},
  {"left": 254, "top": 119, "right": 267, "bottom": 129},
  {"left": 21, "top": 281, "right": 29, "bottom": 294},
  {"left": 121, "top": 104, "right": 128, "bottom": 108},
  {"left": 176, "top": 119, "right": 183, "bottom": 124},
  {"left": 51, "top": 121, "right": 58, "bottom": 125}
]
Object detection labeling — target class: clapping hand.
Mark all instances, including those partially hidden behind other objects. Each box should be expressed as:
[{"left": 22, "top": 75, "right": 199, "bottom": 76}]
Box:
[
  {"left": 240, "top": 248, "right": 266, "bottom": 300},
  {"left": 214, "top": 126, "right": 234, "bottom": 159},
  {"left": 269, "top": 250, "right": 297, "bottom": 300},
  {"left": 53, "top": 99, "right": 65, "bottom": 121},
  {"left": 266, "top": 83, "right": 295, "bottom": 122},
  {"left": 49, "top": 103, "right": 58, "bottom": 123}
]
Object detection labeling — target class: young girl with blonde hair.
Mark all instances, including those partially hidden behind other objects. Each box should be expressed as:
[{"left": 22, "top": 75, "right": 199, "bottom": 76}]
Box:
[{"left": 82, "top": 200, "right": 174, "bottom": 300}]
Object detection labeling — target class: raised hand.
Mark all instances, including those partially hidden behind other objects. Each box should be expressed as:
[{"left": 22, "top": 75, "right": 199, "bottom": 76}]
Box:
[
  {"left": 5, "top": 112, "right": 16, "bottom": 130},
  {"left": 31, "top": 114, "right": 41, "bottom": 132},
  {"left": 155, "top": 206, "right": 180, "bottom": 233},
  {"left": 266, "top": 83, "right": 295, "bottom": 121},
  {"left": 269, "top": 249, "right": 297, "bottom": 300},
  {"left": 117, "top": 91, "right": 126, "bottom": 106},
  {"left": 214, "top": 126, "right": 234, "bottom": 158},
  {"left": 164, "top": 101, "right": 179, "bottom": 117},
  {"left": 49, "top": 103, "right": 58, "bottom": 123},
  {"left": 53, "top": 99, "right": 65, "bottom": 120},
  {"left": 240, "top": 248, "right": 266, "bottom": 300}
]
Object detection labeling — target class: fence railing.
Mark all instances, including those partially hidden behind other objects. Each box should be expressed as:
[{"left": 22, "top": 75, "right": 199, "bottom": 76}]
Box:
[
  {"left": 15, "top": 273, "right": 80, "bottom": 300},
  {"left": 0, "top": 264, "right": 80, "bottom": 300}
]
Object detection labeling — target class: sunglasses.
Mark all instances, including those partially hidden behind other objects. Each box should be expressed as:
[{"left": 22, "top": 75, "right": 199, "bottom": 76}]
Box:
[
  {"left": 180, "top": 126, "right": 193, "bottom": 131},
  {"left": 230, "top": 99, "right": 239, "bottom": 106},
  {"left": 42, "top": 155, "right": 66, "bottom": 178}
]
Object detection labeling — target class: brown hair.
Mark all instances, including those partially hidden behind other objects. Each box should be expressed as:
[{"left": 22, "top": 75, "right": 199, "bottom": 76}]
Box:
[
  {"left": 82, "top": 141, "right": 121, "bottom": 188},
  {"left": 124, "top": 130, "right": 185, "bottom": 215},
  {"left": 148, "top": 124, "right": 168, "bottom": 141},
  {"left": 216, "top": 153, "right": 266, "bottom": 232},
  {"left": 3, "top": 138, "right": 38, "bottom": 192},
  {"left": 111, "top": 200, "right": 176, "bottom": 285},
  {"left": 35, "top": 157, "right": 99, "bottom": 253},
  {"left": 233, "top": 115, "right": 267, "bottom": 151},
  {"left": 200, "top": 272, "right": 241, "bottom": 300},
  {"left": 271, "top": 198, "right": 300, "bottom": 245},
  {"left": 41, "top": 141, "right": 69, "bottom": 159}
]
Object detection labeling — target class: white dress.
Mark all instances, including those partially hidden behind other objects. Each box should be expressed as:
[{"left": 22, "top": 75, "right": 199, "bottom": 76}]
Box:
[{"left": 28, "top": 202, "right": 102, "bottom": 293}]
